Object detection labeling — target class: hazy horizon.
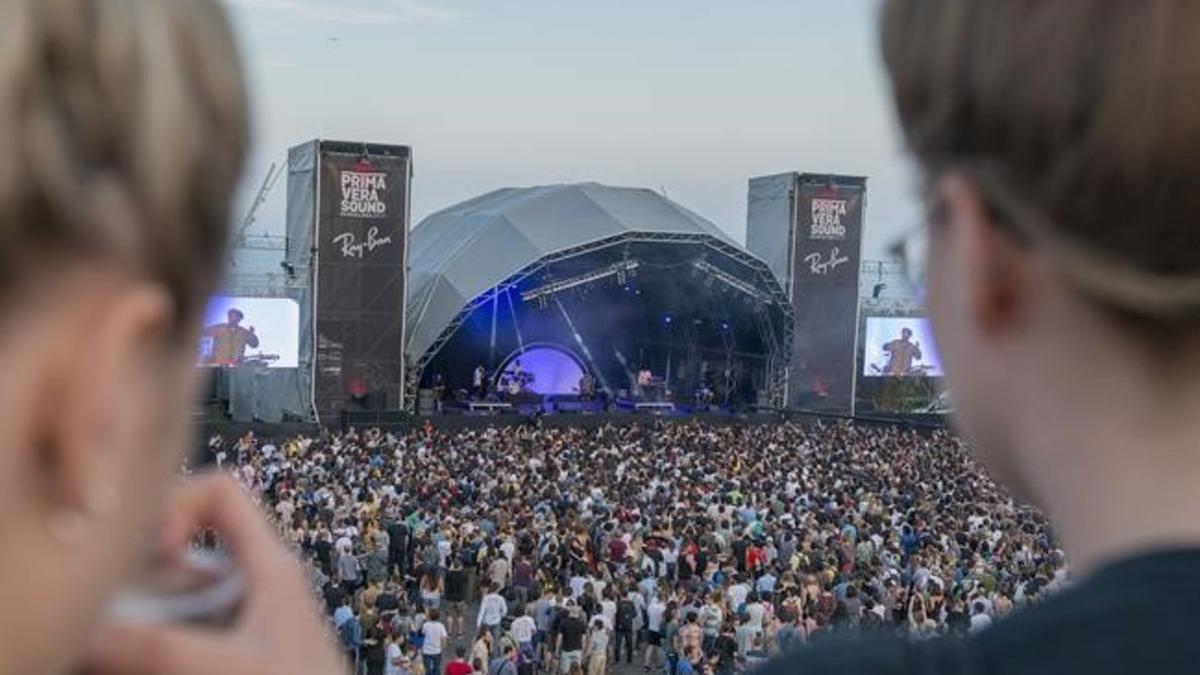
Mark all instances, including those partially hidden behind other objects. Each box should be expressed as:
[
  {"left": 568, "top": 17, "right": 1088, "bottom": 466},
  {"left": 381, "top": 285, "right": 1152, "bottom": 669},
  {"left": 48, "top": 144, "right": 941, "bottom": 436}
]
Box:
[{"left": 226, "top": 0, "right": 921, "bottom": 259}]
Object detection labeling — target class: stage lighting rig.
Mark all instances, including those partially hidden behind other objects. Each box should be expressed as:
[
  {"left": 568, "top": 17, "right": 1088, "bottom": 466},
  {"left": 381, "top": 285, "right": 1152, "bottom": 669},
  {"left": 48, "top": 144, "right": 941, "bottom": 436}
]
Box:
[
  {"left": 691, "top": 260, "right": 771, "bottom": 304},
  {"left": 521, "top": 260, "right": 641, "bottom": 303}
]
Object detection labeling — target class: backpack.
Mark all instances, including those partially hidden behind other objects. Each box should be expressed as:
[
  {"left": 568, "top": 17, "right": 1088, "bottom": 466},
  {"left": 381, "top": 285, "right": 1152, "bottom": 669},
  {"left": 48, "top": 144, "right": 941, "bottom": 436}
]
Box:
[
  {"left": 422, "top": 545, "right": 439, "bottom": 569},
  {"left": 338, "top": 617, "right": 363, "bottom": 652},
  {"left": 489, "top": 657, "right": 516, "bottom": 675},
  {"left": 460, "top": 542, "right": 480, "bottom": 566},
  {"left": 548, "top": 605, "right": 567, "bottom": 635},
  {"left": 616, "top": 599, "right": 637, "bottom": 630}
]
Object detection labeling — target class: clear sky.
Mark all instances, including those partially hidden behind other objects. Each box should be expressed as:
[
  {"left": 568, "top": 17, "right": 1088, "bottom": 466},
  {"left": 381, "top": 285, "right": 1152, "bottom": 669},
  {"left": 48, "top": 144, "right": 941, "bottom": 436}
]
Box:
[{"left": 225, "top": 0, "right": 922, "bottom": 258}]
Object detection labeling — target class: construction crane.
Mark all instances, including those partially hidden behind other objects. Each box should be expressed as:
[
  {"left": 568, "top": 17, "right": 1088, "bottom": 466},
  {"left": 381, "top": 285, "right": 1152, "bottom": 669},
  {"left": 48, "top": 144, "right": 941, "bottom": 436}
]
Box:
[{"left": 229, "top": 160, "right": 285, "bottom": 264}]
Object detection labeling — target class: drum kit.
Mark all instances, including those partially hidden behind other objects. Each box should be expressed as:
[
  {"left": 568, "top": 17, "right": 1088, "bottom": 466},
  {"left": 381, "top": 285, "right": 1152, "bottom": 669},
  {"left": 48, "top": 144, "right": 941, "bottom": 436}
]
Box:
[
  {"left": 240, "top": 354, "right": 281, "bottom": 368},
  {"left": 869, "top": 362, "right": 933, "bottom": 377},
  {"left": 499, "top": 370, "right": 535, "bottom": 396}
]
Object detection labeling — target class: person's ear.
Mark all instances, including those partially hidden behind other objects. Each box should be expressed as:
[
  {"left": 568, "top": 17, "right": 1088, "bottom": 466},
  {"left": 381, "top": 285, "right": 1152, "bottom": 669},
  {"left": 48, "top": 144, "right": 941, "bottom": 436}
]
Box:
[
  {"left": 35, "top": 281, "right": 176, "bottom": 537},
  {"left": 936, "top": 174, "right": 1030, "bottom": 339}
]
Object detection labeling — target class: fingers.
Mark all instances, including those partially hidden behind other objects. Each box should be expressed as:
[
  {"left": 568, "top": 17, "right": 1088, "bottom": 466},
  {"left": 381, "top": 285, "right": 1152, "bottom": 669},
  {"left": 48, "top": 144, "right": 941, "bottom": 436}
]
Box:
[
  {"left": 159, "top": 473, "right": 285, "bottom": 588},
  {"left": 88, "top": 624, "right": 248, "bottom": 675}
]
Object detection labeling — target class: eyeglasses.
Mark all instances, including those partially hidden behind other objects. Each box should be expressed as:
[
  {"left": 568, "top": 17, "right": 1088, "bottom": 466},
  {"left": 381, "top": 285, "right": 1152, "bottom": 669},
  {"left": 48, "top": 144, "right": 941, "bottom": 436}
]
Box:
[
  {"left": 885, "top": 162, "right": 1026, "bottom": 300},
  {"left": 888, "top": 161, "right": 1200, "bottom": 317}
]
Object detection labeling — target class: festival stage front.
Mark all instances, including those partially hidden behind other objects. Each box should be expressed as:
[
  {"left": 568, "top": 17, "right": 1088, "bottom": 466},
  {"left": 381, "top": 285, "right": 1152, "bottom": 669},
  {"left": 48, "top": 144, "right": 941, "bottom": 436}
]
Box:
[{"left": 405, "top": 183, "right": 793, "bottom": 415}]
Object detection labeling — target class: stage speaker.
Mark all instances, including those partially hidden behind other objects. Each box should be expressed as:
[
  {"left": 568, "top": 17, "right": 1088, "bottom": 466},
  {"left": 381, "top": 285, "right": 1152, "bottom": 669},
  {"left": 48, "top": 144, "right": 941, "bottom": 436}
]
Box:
[
  {"left": 417, "top": 388, "right": 436, "bottom": 416},
  {"left": 360, "top": 390, "right": 388, "bottom": 410},
  {"left": 747, "top": 172, "right": 867, "bottom": 414},
  {"left": 757, "top": 390, "right": 771, "bottom": 409},
  {"left": 286, "top": 139, "right": 413, "bottom": 425}
]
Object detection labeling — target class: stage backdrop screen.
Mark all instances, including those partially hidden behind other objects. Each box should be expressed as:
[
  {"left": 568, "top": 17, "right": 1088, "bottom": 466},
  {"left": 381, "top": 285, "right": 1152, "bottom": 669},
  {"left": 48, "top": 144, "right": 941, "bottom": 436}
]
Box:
[
  {"left": 788, "top": 175, "right": 866, "bottom": 413},
  {"left": 497, "top": 345, "right": 587, "bottom": 396},
  {"left": 862, "top": 317, "right": 943, "bottom": 378},
  {"left": 198, "top": 296, "right": 300, "bottom": 368},
  {"left": 314, "top": 142, "right": 411, "bottom": 418}
]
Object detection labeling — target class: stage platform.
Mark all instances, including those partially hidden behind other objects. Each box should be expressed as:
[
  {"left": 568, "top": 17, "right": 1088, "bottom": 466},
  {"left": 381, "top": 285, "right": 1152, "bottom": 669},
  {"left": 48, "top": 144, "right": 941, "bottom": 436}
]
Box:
[
  {"left": 332, "top": 408, "right": 947, "bottom": 433},
  {"left": 633, "top": 402, "right": 677, "bottom": 414},
  {"left": 197, "top": 409, "right": 947, "bottom": 445},
  {"left": 466, "top": 401, "right": 513, "bottom": 414}
]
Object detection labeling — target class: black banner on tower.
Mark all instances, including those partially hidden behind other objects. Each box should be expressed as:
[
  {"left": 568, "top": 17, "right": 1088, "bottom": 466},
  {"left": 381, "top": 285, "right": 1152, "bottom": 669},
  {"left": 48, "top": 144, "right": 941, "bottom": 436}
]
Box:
[
  {"left": 788, "top": 174, "right": 866, "bottom": 413},
  {"left": 315, "top": 142, "right": 411, "bottom": 421}
]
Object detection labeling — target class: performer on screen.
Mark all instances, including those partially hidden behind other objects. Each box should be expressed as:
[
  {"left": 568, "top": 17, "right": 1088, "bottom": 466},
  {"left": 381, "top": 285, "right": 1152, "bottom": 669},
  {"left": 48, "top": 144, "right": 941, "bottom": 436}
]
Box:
[
  {"left": 883, "top": 327, "right": 923, "bottom": 376},
  {"left": 201, "top": 308, "right": 259, "bottom": 366}
]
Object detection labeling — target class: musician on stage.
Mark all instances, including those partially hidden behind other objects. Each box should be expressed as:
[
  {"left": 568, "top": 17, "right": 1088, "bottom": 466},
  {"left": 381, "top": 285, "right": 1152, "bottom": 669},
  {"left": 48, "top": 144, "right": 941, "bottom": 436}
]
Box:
[
  {"left": 472, "top": 364, "right": 486, "bottom": 400},
  {"left": 578, "top": 372, "right": 595, "bottom": 402},
  {"left": 882, "top": 327, "right": 923, "bottom": 376},
  {"left": 496, "top": 360, "right": 524, "bottom": 400},
  {"left": 201, "top": 308, "right": 259, "bottom": 366},
  {"left": 432, "top": 373, "right": 446, "bottom": 413},
  {"left": 635, "top": 367, "right": 652, "bottom": 400},
  {"left": 636, "top": 368, "right": 652, "bottom": 387}
]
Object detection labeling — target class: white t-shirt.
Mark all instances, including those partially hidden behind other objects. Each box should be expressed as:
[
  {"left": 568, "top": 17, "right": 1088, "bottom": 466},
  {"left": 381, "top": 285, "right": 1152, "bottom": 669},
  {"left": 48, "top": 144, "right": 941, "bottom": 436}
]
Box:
[
  {"left": 744, "top": 602, "right": 765, "bottom": 630},
  {"left": 422, "top": 621, "right": 448, "bottom": 655},
  {"left": 727, "top": 583, "right": 750, "bottom": 610},
  {"left": 600, "top": 600, "right": 616, "bottom": 631},
  {"left": 385, "top": 643, "right": 404, "bottom": 675},
  {"left": 647, "top": 600, "right": 667, "bottom": 632},
  {"left": 478, "top": 593, "right": 509, "bottom": 627},
  {"left": 969, "top": 613, "right": 993, "bottom": 634},
  {"left": 569, "top": 576, "right": 588, "bottom": 598},
  {"left": 662, "top": 547, "right": 678, "bottom": 565},
  {"left": 510, "top": 615, "right": 536, "bottom": 643},
  {"left": 275, "top": 500, "right": 295, "bottom": 522}
]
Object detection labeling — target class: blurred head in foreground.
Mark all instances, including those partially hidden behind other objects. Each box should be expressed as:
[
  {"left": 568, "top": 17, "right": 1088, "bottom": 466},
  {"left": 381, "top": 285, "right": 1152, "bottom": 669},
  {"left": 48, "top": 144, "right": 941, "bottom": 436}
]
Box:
[
  {"left": 882, "top": 0, "right": 1200, "bottom": 568},
  {"left": 0, "top": 0, "right": 246, "bottom": 672}
]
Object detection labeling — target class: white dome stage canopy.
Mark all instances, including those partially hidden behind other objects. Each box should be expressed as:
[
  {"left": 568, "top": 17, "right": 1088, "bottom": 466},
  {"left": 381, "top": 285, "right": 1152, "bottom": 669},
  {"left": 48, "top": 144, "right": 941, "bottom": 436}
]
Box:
[{"left": 405, "top": 183, "right": 792, "bottom": 408}]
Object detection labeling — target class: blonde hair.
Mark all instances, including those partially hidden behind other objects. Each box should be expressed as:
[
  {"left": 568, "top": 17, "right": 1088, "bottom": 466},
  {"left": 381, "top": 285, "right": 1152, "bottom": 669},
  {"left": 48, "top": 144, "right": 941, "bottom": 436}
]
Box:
[
  {"left": 881, "top": 0, "right": 1200, "bottom": 319},
  {"left": 0, "top": 0, "right": 248, "bottom": 330}
]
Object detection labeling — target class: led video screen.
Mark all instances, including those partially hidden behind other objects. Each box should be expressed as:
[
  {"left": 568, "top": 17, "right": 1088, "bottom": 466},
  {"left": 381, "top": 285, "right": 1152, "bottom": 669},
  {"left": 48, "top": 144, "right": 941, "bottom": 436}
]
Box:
[
  {"left": 197, "top": 296, "right": 300, "bottom": 368},
  {"left": 862, "top": 317, "right": 943, "bottom": 378}
]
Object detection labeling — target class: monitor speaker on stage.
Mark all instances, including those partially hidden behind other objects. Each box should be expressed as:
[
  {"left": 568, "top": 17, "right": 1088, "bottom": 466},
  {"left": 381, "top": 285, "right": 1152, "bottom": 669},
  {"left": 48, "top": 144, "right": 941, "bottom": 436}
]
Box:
[
  {"left": 286, "top": 140, "right": 412, "bottom": 424},
  {"left": 747, "top": 172, "right": 866, "bottom": 414}
]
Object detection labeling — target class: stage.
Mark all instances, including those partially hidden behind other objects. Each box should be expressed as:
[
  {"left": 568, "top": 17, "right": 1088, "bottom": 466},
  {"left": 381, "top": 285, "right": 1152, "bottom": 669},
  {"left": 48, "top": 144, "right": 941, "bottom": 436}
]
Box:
[{"left": 198, "top": 409, "right": 946, "bottom": 453}]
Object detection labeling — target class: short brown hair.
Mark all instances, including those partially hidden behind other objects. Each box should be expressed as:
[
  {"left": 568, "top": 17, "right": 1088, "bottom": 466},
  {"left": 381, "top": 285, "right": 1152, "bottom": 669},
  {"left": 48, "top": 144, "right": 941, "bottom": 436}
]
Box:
[
  {"left": 881, "top": 1, "right": 1200, "bottom": 316},
  {"left": 0, "top": 0, "right": 249, "bottom": 331}
]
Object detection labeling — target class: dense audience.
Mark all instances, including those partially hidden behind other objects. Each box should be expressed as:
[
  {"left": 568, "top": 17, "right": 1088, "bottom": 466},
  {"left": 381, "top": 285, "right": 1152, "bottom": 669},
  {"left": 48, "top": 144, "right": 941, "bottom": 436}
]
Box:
[{"left": 209, "top": 420, "right": 1068, "bottom": 675}]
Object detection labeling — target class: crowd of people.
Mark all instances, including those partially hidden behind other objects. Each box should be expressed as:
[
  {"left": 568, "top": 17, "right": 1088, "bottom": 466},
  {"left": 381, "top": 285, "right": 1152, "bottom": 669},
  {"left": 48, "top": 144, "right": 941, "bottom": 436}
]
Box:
[{"left": 208, "top": 420, "right": 1068, "bottom": 675}]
